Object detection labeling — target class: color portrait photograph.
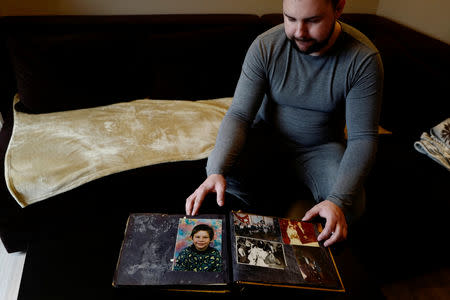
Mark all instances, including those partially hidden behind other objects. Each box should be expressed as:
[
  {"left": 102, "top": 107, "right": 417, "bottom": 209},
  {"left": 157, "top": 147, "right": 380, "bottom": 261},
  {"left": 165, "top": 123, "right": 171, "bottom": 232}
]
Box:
[{"left": 172, "top": 218, "right": 223, "bottom": 272}]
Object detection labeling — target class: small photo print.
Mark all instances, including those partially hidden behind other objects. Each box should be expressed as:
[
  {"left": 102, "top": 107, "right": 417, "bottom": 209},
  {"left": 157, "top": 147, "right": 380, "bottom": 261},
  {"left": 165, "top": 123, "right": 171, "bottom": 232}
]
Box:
[
  {"left": 293, "top": 246, "right": 339, "bottom": 286},
  {"left": 172, "top": 218, "right": 223, "bottom": 272},
  {"left": 236, "top": 236, "right": 286, "bottom": 270},
  {"left": 279, "top": 218, "right": 320, "bottom": 247},
  {"left": 232, "top": 212, "right": 281, "bottom": 241}
]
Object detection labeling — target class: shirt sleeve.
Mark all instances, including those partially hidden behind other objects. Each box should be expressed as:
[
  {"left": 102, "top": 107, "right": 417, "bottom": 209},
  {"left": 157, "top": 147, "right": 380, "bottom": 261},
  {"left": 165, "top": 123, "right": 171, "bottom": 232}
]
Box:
[
  {"left": 206, "top": 37, "right": 268, "bottom": 175},
  {"left": 327, "top": 51, "right": 384, "bottom": 211}
]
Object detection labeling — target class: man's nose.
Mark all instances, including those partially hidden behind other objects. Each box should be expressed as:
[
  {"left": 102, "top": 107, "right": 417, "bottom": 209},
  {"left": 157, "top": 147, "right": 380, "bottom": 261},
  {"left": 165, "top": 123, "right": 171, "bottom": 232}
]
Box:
[{"left": 294, "top": 21, "right": 308, "bottom": 39}]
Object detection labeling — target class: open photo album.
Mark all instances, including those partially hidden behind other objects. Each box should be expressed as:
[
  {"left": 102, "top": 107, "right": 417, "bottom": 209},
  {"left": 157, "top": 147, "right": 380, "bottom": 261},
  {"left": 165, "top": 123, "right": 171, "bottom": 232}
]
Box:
[{"left": 112, "top": 211, "right": 344, "bottom": 293}]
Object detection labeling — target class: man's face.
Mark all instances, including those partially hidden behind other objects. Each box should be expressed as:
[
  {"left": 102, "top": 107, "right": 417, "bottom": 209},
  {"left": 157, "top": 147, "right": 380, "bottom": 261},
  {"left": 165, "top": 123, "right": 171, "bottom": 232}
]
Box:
[{"left": 283, "top": 0, "right": 339, "bottom": 55}]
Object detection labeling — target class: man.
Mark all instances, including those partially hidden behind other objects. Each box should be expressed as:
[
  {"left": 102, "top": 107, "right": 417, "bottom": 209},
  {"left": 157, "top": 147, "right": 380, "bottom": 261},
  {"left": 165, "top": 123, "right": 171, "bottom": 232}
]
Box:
[{"left": 185, "top": 0, "right": 383, "bottom": 247}]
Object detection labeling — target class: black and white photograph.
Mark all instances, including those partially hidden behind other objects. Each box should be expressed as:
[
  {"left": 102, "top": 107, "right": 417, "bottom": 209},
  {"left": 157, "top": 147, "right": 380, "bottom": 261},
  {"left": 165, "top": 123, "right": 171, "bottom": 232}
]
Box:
[
  {"left": 232, "top": 211, "right": 280, "bottom": 241},
  {"left": 236, "top": 236, "right": 286, "bottom": 270}
]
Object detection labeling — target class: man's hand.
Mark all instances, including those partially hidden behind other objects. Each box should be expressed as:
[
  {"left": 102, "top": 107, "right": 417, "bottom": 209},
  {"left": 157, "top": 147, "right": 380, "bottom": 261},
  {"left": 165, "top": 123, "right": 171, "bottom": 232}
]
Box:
[
  {"left": 185, "top": 174, "right": 226, "bottom": 216},
  {"left": 302, "top": 200, "right": 348, "bottom": 247}
]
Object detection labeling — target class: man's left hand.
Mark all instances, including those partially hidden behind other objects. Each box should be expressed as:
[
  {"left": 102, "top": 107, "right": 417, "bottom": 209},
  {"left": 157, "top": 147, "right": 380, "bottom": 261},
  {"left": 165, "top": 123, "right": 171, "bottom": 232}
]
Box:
[{"left": 302, "top": 200, "right": 348, "bottom": 247}]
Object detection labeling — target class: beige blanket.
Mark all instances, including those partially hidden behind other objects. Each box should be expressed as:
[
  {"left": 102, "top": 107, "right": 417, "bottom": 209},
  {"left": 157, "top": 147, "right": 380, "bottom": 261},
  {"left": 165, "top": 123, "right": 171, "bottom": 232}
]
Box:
[{"left": 5, "top": 95, "right": 232, "bottom": 207}]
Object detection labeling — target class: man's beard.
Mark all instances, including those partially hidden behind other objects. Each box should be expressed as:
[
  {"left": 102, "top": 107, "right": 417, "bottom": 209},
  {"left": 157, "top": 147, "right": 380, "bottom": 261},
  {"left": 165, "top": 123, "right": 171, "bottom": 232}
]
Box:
[{"left": 291, "top": 21, "right": 336, "bottom": 55}]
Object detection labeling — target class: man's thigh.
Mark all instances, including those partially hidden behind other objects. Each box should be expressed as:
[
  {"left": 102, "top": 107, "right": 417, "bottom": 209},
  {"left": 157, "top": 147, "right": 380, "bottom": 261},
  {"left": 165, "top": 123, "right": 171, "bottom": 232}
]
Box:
[
  {"left": 284, "top": 143, "right": 345, "bottom": 219},
  {"left": 293, "top": 142, "right": 346, "bottom": 202},
  {"left": 292, "top": 142, "right": 366, "bottom": 222}
]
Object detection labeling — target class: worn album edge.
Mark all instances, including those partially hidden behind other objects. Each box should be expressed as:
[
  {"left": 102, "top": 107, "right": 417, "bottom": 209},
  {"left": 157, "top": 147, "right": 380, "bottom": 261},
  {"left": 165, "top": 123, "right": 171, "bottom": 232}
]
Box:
[{"left": 112, "top": 213, "right": 134, "bottom": 287}]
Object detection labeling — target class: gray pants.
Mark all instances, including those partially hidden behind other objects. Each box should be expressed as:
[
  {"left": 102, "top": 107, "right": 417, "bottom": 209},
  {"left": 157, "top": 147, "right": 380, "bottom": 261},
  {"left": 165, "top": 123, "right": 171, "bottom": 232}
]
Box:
[{"left": 225, "top": 125, "right": 365, "bottom": 223}]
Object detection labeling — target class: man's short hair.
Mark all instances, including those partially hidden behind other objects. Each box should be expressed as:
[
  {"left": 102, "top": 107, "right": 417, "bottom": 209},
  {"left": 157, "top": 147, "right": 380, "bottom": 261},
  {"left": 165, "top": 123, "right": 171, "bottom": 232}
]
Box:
[
  {"left": 330, "top": 0, "right": 340, "bottom": 9},
  {"left": 191, "top": 224, "right": 215, "bottom": 239},
  {"left": 284, "top": 0, "right": 340, "bottom": 9}
]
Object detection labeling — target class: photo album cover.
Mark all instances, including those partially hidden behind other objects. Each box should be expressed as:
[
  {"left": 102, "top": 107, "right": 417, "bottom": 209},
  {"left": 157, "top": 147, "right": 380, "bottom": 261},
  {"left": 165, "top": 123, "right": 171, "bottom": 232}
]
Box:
[{"left": 112, "top": 211, "right": 344, "bottom": 294}]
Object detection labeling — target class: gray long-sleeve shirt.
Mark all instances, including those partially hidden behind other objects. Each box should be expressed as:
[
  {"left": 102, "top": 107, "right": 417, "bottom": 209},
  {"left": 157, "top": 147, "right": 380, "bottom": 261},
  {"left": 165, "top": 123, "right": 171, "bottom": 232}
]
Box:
[{"left": 207, "top": 22, "right": 383, "bottom": 207}]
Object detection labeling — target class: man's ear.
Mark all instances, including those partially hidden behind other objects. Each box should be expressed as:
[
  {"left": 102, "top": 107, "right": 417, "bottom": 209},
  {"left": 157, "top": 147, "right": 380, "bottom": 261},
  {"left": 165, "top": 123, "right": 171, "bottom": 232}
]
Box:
[{"left": 335, "top": 0, "right": 346, "bottom": 18}]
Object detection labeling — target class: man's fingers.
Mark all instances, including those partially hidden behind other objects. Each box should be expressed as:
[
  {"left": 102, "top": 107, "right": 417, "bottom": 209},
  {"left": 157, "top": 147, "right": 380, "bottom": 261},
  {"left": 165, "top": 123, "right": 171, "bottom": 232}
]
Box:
[
  {"left": 185, "top": 174, "right": 226, "bottom": 215},
  {"left": 191, "top": 188, "right": 208, "bottom": 216},
  {"left": 322, "top": 224, "right": 348, "bottom": 247},
  {"left": 185, "top": 193, "right": 196, "bottom": 215},
  {"left": 323, "top": 231, "right": 339, "bottom": 247},
  {"left": 318, "top": 221, "right": 335, "bottom": 242},
  {"left": 215, "top": 183, "right": 225, "bottom": 207},
  {"left": 324, "top": 229, "right": 346, "bottom": 247},
  {"left": 185, "top": 188, "right": 205, "bottom": 216},
  {"left": 301, "top": 200, "right": 348, "bottom": 247},
  {"left": 342, "top": 225, "right": 348, "bottom": 242},
  {"left": 302, "top": 205, "right": 319, "bottom": 221}
]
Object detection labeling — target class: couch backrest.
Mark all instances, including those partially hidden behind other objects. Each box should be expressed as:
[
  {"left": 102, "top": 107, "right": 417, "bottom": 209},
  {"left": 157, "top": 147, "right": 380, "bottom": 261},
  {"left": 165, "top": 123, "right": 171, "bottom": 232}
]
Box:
[
  {"left": 341, "top": 14, "right": 449, "bottom": 137},
  {"left": 1, "top": 15, "right": 261, "bottom": 114},
  {"left": 1, "top": 13, "right": 449, "bottom": 135}
]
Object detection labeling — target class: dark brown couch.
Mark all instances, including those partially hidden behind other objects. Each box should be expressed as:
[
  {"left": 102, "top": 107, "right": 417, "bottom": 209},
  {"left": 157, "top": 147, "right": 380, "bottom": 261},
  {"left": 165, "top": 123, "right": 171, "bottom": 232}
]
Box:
[{"left": 0, "top": 14, "right": 449, "bottom": 293}]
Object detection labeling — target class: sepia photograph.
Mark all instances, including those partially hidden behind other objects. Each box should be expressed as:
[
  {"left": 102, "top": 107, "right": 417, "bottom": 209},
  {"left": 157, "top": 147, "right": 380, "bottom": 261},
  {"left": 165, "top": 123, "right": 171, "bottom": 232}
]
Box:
[
  {"left": 236, "top": 236, "right": 286, "bottom": 270},
  {"left": 172, "top": 218, "right": 223, "bottom": 272},
  {"left": 279, "top": 218, "right": 320, "bottom": 247},
  {"left": 292, "top": 246, "right": 339, "bottom": 286}
]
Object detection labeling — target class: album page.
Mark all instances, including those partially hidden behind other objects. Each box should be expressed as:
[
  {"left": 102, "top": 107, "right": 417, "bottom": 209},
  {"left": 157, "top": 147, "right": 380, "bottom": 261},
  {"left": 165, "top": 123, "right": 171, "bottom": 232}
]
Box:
[{"left": 229, "top": 211, "right": 344, "bottom": 292}]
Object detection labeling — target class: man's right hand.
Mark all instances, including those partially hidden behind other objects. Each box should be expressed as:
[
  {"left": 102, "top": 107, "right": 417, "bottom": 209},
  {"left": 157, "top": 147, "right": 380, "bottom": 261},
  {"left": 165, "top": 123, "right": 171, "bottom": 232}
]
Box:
[{"left": 185, "top": 174, "right": 226, "bottom": 216}]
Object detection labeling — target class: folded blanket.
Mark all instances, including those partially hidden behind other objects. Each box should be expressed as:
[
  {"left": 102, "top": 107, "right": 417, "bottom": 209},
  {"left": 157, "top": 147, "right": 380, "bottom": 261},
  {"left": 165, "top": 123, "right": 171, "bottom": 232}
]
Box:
[
  {"left": 414, "top": 118, "right": 450, "bottom": 171},
  {"left": 5, "top": 95, "right": 232, "bottom": 207}
]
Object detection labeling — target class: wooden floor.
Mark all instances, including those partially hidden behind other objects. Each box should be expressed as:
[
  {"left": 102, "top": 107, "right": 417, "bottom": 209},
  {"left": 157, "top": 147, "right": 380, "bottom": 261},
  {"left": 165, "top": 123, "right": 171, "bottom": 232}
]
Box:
[
  {"left": 0, "top": 237, "right": 449, "bottom": 299},
  {"left": 0, "top": 240, "right": 26, "bottom": 300}
]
